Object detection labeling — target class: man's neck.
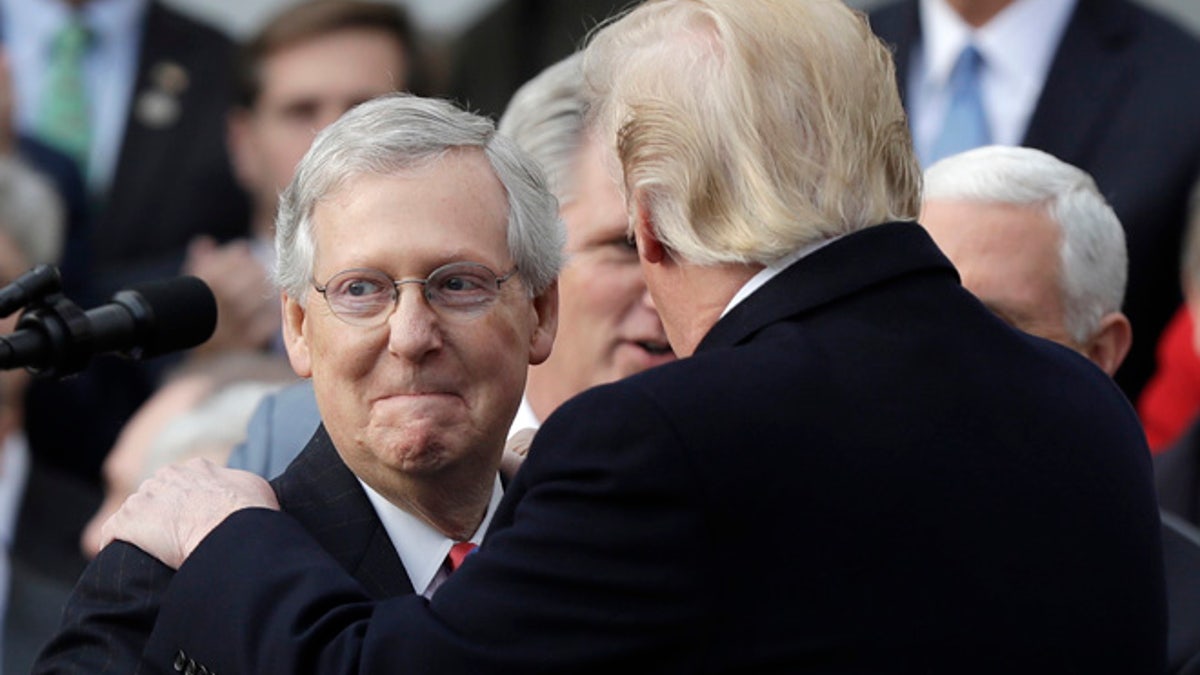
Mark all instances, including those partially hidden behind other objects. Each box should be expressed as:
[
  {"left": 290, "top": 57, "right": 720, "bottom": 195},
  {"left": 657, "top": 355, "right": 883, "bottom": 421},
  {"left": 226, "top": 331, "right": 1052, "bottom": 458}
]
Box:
[
  {"left": 656, "top": 261, "right": 760, "bottom": 357},
  {"left": 523, "top": 374, "right": 565, "bottom": 424},
  {"left": 359, "top": 461, "right": 496, "bottom": 541}
]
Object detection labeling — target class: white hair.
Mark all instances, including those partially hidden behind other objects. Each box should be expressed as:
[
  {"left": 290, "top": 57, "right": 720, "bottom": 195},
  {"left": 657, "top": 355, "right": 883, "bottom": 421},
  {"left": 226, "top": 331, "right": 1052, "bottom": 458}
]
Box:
[
  {"left": 498, "top": 52, "right": 587, "bottom": 206},
  {"left": 924, "top": 145, "right": 1127, "bottom": 344},
  {"left": 275, "top": 94, "right": 565, "bottom": 301}
]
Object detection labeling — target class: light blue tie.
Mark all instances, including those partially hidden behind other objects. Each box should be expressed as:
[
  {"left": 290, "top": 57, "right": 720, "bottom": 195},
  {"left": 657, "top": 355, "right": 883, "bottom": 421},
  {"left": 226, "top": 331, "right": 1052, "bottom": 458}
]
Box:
[{"left": 928, "top": 44, "right": 991, "bottom": 165}]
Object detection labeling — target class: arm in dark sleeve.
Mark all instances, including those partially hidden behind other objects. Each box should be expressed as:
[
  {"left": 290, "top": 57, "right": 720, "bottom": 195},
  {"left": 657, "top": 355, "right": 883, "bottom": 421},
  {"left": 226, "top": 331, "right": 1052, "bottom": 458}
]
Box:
[
  {"left": 32, "top": 541, "right": 174, "bottom": 674},
  {"left": 141, "top": 384, "right": 717, "bottom": 674}
]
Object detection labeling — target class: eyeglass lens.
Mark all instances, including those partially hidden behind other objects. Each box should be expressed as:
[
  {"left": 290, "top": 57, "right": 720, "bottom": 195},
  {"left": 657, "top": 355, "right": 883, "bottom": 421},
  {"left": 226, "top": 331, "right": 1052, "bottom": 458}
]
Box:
[{"left": 319, "top": 262, "right": 510, "bottom": 326}]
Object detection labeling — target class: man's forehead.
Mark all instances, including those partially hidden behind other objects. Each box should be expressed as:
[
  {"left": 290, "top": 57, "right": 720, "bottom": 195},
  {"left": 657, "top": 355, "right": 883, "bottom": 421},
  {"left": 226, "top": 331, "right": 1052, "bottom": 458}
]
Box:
[{"left": 310, "top": 154, "right": 511, "bottom": 260}]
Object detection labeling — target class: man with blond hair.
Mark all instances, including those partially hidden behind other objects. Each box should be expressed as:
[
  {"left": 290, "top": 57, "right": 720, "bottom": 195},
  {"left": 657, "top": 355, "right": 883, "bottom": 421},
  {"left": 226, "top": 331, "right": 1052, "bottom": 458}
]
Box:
[{"left": 103, "top": 1, "right": 1165, "bottom": 672}]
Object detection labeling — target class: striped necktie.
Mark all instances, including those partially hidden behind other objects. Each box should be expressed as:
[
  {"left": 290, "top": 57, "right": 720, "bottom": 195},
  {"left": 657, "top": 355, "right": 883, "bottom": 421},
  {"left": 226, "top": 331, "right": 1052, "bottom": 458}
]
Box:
[
  {"left": 928, "top": 44, "right": 991, "bottom": 165},
  {"left": 36, "top": 17, "right": 92, "bottom": 176}
]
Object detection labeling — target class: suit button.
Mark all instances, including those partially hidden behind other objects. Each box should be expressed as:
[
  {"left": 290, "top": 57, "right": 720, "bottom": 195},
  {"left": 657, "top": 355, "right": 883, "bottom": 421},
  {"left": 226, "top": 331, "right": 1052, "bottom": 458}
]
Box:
[{"left": 174, "top": 650, "right": 187, "bottom": 672}]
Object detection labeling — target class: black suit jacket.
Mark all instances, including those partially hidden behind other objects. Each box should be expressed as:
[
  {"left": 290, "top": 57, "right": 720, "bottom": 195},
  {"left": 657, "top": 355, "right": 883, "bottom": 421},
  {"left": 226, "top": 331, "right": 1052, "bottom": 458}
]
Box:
[
  {"left": 91, "top": 0, "right": 250, "bottom": 295},
  {"left": 138, "top": 223, "right": 1165, "bottom": 673},
  {"left": 23, "top": 1, "right": 253, "bottom": 485},
  {"left": 31, "top": 425, "right": 410, "bottom": 674},
  {"left": 870, "top": 0, "right": 1200, "bottom": 401}
]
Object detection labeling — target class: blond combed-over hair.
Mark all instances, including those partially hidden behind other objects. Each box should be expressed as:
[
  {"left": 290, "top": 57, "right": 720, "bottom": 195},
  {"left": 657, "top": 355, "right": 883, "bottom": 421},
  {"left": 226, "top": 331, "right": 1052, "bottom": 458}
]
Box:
[{"left": 583, "top": 0, "right": 920, "bottom": 265}]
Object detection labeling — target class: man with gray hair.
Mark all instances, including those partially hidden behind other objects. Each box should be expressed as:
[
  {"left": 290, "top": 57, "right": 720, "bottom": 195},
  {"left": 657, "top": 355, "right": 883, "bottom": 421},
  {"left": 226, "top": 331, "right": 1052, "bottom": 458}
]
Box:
[
  {"left": 33, "top": 93, "right": 561, "bottom": 672},
  {"left": 224, "top": 50, "right": 670, "bottom": 479},
  {"left": 103, "top": 1, "right": 1164, "bottom": 671},
  {"left": 921, "top": 146, "right": 1200, "bottom": 673},
  {"left": 920, "top": 145, "right": 1132, "bottom": 376}
]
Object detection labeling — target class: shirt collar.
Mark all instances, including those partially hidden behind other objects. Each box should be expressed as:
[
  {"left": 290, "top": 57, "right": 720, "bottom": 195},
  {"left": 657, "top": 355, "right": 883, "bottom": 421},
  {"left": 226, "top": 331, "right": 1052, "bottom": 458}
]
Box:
[
  {"left": 2, "top": 0, "right": 146, "bottom": 51},
  {"left": 919, "top": 0, "right": 1075, "bottom": 91},
  {"left": 720, "top": 235, "right": 843, "bottom": 319},
  {"left": 358, "top": 473, "right": 503, "bottom": 597},
  {"left": 86, "top": 0, "right": 148, "bottom": 52}
]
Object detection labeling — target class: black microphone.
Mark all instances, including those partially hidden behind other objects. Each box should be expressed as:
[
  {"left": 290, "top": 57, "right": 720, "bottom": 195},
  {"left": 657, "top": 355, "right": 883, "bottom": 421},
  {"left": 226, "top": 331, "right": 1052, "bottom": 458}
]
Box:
[
  {"left": 0, "top": 264, "right": 61, "bottom": 318},
  {"left": 0, "top": 276, "right": 217, "bottom": 375}
]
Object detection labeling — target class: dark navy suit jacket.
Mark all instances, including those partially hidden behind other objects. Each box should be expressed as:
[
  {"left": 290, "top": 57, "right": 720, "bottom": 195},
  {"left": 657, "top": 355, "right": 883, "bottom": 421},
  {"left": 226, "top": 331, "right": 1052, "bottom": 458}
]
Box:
[
  {"left": 137, "top": 223, "right": 1165, "bottom": 673},
  {"left": 870, "top": 0, "right": 1200, "bottom": 401},
  {"left": 32, "top": 425, "right": 411, "bottom": 674}
]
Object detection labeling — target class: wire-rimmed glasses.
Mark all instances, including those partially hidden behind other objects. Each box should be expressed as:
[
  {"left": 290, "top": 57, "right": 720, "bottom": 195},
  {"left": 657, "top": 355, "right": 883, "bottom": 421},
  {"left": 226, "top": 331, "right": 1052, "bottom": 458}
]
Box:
[{"left": 313, "top": 262, "right": 519, "bottom": 327}]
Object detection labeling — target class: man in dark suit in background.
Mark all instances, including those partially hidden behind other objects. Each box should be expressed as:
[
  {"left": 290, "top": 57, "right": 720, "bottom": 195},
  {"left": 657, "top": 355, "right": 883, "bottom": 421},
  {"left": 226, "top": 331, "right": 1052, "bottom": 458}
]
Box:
[
  {"left": 3, "top": 0, "right": 251, "bottom": 483},
  {"left": 2, "top": 3, "right": 251, "bottom": 586},
  {"left": 33, "top": 93, "right": 562, "bottom": 673},
  {"left": 447, "top": 0, "right": 627, "bottom": 120},
  {"left": 0, "top": 1, "right": 251, "bottom": 664},
  {"left": 104, "top": 1, "right": 1165, "bottom": 672},
  {"left": 869, "top": 0, "right": 1200, "bottom": 402}
]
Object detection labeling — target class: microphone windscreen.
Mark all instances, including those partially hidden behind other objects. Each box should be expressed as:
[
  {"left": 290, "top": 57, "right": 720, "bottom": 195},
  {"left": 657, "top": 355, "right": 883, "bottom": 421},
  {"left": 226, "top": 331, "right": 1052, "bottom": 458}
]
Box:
[{"left": 121, "top": 276, "right": 217, "bottom": 358}]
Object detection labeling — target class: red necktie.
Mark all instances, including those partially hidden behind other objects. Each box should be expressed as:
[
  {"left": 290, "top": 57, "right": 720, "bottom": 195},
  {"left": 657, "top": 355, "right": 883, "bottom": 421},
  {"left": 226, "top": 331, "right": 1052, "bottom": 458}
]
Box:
[{"left": 447, "top": 542, "right": 477, "bottom": 572}]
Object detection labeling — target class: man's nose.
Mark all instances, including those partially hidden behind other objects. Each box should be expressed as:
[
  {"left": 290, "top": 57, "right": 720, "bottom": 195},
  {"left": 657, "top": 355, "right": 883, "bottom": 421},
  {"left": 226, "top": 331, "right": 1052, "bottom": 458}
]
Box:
[{"left": 386, "top": 286, "right": 443, "bottom": 360}]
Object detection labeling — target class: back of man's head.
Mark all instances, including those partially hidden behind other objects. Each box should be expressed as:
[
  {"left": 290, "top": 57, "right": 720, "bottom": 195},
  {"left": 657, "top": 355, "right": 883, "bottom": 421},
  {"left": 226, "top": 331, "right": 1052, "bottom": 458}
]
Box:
[
  {"left": 498, "top": 52, "right": 587, "bottom": 206},
  {"left": 924, "top": 145, "right": 1127, "bottom": 349},
  {"left": 582, "top": 0, "right": 920, "bottom": 266}
]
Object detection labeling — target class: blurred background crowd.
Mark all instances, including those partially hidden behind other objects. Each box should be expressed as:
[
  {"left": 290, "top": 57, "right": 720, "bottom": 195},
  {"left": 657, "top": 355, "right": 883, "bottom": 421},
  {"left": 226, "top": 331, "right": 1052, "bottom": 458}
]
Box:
[{"left": 1, "top": 0, "right": 1200, "bottom": 673}]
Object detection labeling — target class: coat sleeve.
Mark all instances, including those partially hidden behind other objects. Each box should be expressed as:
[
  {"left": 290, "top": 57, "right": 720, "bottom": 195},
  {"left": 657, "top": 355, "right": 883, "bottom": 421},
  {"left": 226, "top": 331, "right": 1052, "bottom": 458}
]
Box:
[
  {"left": 139, "top": 383, "right": 718, "bottom": 674},
  {"left": 32, "top": 541, "right": 174, "bottom": 675}
]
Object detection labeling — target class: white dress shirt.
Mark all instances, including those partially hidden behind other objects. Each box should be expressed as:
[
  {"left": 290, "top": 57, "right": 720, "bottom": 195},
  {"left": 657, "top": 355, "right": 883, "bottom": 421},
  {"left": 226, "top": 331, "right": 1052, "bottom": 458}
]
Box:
[
  {"left": 360, "top": 473, "right": 503, "bottom": 599},
  {"left": 721, "top": 236, "right": 843, "bottom": 319},
  {"left": 908, "top": 0, "right": 1077, "bottom": 165},
  {"left": 2, "top": 0, "right": 147, "bottom": 192}
]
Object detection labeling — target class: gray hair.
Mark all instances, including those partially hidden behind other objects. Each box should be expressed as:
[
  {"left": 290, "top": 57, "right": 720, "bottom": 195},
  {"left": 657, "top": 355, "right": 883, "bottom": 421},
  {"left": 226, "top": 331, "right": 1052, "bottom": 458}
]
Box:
[
  {"left": 498, "top": 52, "right": 587, "bottom": 205},
  {"left": 924, "top": 146, "right": 1127, "bottom": 344},
  {"left": 0, "top": 157, "right": 65, "bottom": 266},
  {"left": 275, "top": 93, "right": 565, "bottom": 301}
]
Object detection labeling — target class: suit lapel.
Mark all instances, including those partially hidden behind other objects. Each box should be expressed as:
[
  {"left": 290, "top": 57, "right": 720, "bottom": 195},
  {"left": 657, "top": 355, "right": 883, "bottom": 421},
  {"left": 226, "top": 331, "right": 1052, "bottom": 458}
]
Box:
[
  {"left": 270, "top": 426, "right": 414, "bottom": 598},
  {"left": 696, "top": 222, "right": 956, "bottom": 353},
  {"left": 1021, "top": 0, "right": 1135, "bottom": 165}
]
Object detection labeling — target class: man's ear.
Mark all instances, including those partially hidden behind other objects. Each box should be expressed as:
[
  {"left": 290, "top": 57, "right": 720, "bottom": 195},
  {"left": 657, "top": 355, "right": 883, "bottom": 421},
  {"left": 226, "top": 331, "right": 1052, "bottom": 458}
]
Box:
[
  {"left": 632, "top": 189, "right": 666, "bottom": 264},
  {"left": 528, "top": 281, "right": 558, "bottom": 366},
  {"left": 281, "top": 292, "right": 313, "bottom": 378},
  {"left": 1085, "top": 311, "right": 1133, "bottom": 378}
]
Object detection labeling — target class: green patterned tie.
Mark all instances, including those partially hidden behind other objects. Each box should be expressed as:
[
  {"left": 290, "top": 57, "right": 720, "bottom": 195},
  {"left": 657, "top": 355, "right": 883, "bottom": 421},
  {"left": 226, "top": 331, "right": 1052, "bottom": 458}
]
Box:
[{"left": 36, "top": 18, "right": 91, "bottom": 176}]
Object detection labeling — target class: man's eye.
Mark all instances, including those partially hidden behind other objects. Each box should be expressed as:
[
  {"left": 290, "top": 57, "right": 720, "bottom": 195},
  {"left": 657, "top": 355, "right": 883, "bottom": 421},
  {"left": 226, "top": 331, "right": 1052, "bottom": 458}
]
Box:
[
  {"left": 343, "top": 279, "right": 386, "bottom": 297},
  {"left": 440, "top": 275, "right": 486, "bottom": 293}
]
